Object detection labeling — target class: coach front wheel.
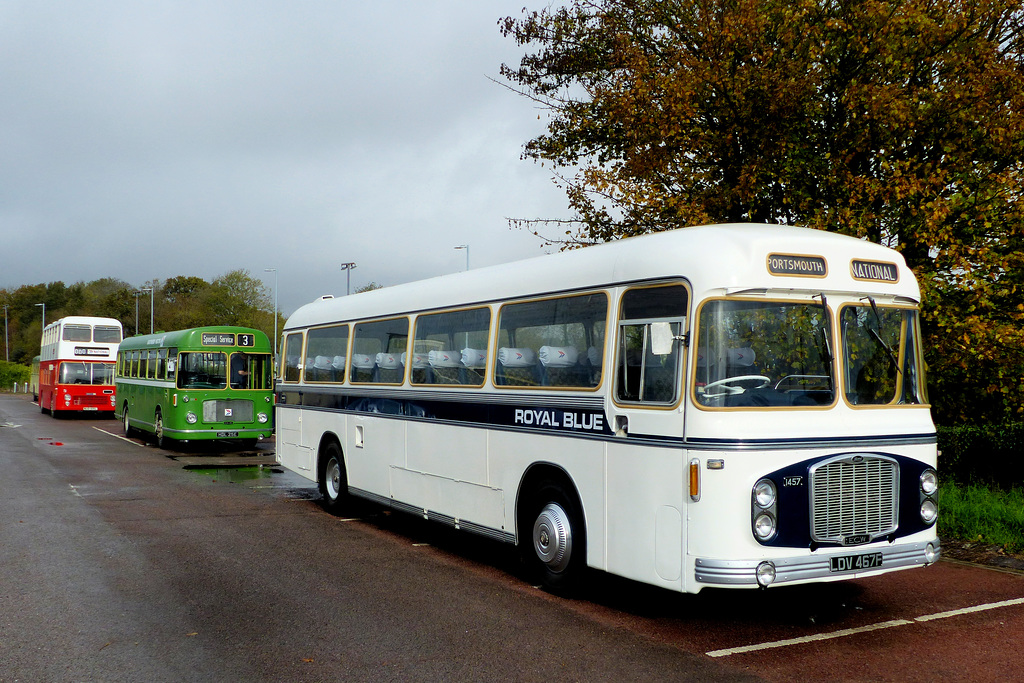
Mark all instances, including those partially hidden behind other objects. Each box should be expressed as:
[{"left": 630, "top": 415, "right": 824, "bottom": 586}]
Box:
[{"left": 522, "top": 483, "right": 587, "bottom": 593}]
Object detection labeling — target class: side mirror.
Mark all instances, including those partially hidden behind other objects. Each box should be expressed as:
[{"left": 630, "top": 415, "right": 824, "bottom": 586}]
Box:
[{"left": 650, "top": 322, "right": 675, "bottom": 356}]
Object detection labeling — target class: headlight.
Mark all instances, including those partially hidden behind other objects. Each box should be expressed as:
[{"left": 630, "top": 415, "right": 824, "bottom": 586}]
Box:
[
  {"left": 265, "top": 395, "right": 272, "bottom": 403},
  {"left": 753, "top": 479, "right": 776, "bottom": 508},
  {"left": 920, "top": 499, "right": 938, "bottom": 524},
  {"left": 920, "top": 469, "right": 938, "bottom": 495},
  {"left": 257, "top": 413, "right": 268, "bottom": 423},
  {"left": 185, "top": 412, "right": 198, "bottom": 424},
  {"left": 754, "top": 512, "right": 776, "bottom": 540},
  {"left": 756, "top": 561, "right": 777, "bottom": 587}
]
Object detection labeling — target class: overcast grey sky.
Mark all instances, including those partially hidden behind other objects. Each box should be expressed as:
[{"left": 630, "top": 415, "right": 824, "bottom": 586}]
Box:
[{"left": 0, "top": 1, "right": 567, "bottom": 316}]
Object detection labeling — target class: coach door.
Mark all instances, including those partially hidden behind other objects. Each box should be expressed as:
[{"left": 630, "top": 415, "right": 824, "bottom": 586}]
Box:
[{"left": 604, "top": 283, "right": 690, "bottom": 589}]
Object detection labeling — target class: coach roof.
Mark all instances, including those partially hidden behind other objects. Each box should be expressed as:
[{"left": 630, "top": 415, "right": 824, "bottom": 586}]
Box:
[{"left": 285, "top": 223, "right": 919, "bottom": 330}]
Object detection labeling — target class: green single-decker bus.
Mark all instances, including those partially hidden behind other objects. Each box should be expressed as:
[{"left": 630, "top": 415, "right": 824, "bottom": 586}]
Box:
[{"left": 116, "top": 326, "right": 275, "bottom": 447}]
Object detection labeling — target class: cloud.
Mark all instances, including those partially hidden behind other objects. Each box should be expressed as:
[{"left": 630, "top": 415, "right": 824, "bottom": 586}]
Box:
[{"left": 0, "top": 1, "right": 565, "bottom": 314}]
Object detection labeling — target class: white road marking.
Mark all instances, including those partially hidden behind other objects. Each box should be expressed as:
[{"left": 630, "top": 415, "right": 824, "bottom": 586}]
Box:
[
  {"left": 92, "top": 425, "right": 145, "bottom": 447},
  {"left": 913, "top": 596, "right": 1024, "bottom": 622},
  {"left": 706, "top": 619, "right": 913, "bottom": 657},
  {"left": 707, "top": 597, "right": 1024, "bottom": 657}
]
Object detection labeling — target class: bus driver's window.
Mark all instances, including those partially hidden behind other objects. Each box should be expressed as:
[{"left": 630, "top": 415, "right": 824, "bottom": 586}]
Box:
[{"left": 230, "top": 354, "right": 251, "bottom": 389}]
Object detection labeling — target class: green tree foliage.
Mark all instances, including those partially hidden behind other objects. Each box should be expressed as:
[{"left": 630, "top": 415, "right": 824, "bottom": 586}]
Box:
[{"left": 501, "top": 0, "right": 1024, "bottom": 424}]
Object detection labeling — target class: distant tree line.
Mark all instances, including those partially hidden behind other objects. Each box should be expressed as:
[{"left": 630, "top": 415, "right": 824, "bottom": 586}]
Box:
[{"left": 0, "top": 270, "right": 282, "bottom": 364}]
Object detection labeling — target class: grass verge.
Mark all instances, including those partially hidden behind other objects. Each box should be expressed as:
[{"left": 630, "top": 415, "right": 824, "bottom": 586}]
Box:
[{"left": 939, "top": 481, "right": 1024, "bottom": 553}]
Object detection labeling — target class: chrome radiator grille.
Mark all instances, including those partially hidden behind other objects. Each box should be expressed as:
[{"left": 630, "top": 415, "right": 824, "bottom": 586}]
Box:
[
  {"left": 810, "top": 455, "right": 899, "bottom": 543},
  {"left": 202, "top": 399, "right": 253, "bottom": 423}
]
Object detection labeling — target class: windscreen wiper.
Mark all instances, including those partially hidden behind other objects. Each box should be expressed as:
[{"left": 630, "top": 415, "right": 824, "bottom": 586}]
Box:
[
  {"left": 864, "top": 296, "right": 902, "bottom": 375},
  {"left": 815, "top": 293, "right": 834, "bottom": 390}
]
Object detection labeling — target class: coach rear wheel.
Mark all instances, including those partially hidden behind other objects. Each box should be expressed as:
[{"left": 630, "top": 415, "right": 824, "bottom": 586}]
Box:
[
  {"left": 522, "top": 483, "right": 587, "bottom": 593},
  {"left": 318, "top": 442, "right": 348, "bottom": 514}
]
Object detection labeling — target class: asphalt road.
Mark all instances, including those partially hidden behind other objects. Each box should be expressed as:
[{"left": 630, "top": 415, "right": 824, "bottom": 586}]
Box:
[{"left": 2, "top": 393, "right": 1023, "bottom": 682}]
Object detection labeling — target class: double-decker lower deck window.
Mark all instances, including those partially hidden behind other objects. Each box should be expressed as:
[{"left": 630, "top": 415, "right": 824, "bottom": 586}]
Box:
[{"left": 60, "top": 362, "right": 114, "bottom": 385}]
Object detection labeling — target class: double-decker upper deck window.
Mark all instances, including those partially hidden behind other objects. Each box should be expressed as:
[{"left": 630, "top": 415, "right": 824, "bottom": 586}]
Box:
[
  {"left": 841, "top": 304, "right": 926, "bottom": 405},
  {"left": 695, "top": 299, "right": 835, "bottom": 408},
  {"left": 351, "top": 318, "right": 409, "bottom": 384},
  {"left": 495, "top": 293, "right": 607, "bottom": 388},
  {"left": 94, "top": 326, "right": 122, "bottom": 343},
  {"left": 411, "top": 308, "right": 490, "bottom": 386},
  {"left": 63, "top": 325, "right": 91, "bottom": 342},
  {"left": 306, "top": 325, "right": 349, "bottom": 383},
  {"left": 616, "top": 285, "right": 688, "bottom": 404}
]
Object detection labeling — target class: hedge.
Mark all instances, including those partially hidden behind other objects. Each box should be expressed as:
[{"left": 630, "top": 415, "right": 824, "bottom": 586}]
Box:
[
  {"left": 0, "top": 360, "right": 31, "bottom": 392},
  {"left": 937, "top": 422, "right": 1024, "bottom": 487}
]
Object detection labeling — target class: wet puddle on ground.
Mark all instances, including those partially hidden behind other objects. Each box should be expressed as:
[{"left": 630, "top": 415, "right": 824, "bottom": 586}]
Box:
[{"left": 187, "top": 465, "right": 283, "bottom": 483}]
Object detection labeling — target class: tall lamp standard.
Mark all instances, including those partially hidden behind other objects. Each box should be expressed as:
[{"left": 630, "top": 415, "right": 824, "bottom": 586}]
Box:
[
  {"left": 454, "top": 244, "right": 469, "bottom": 271},
  {"left": 3, "top": 304, "right": 8, "bottom": 362},
  {"left": 264, "top": 267, "right": 278, "bottom": 356},
  {"left": 134, "top": 291, "right": 142, "bottom": 335},
  {"left": 140, "top": 287, "right": 154, "bottom": 334},
  {"left": 35, "top": 302, "right": 45, "bottom": 329},
  {"left": 340, "top": 262, "right": 357, "bottom": 296}
]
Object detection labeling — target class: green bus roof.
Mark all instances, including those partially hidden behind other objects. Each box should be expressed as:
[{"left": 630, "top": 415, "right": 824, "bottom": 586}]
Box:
[{"left": 118, "top": 326, "right": 272, "bottom": 353}]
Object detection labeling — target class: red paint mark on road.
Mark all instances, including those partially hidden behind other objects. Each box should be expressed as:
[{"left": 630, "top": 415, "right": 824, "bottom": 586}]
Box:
[{"left": 49, "top": 442, "right": 63, "bottom": 446}]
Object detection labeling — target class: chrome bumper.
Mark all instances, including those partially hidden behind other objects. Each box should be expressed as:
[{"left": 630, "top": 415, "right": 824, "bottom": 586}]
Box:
[{"left": 695, "top": 539, "right": 940, "bottom": 587}]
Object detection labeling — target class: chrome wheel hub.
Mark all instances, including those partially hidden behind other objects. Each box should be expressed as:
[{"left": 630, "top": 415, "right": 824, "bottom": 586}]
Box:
[{"left": 533, "top": 502, "right": 572, "bottom": 572}]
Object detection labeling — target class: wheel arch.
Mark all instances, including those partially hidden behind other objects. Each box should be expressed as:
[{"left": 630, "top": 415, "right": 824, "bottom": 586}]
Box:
[
  {"left": 316, "top": 431, "right": 346, "bottom": 484},
  {"left": 515, "top": 462, "right": 586, "bottom": 546}
]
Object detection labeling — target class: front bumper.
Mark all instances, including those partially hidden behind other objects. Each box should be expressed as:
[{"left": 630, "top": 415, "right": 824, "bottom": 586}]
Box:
[{"left": 695, "top": 539, "right": 940, "bottom": 587}]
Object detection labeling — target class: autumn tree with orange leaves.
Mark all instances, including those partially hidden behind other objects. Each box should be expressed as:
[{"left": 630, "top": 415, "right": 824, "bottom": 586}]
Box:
[{"left": 501, "top": 0, "right": 1024, "bottom": 425}]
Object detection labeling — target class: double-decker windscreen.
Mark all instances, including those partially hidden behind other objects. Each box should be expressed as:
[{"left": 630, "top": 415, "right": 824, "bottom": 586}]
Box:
[{"left": 59, "top": 362, "right": 115, "bottom": 385}]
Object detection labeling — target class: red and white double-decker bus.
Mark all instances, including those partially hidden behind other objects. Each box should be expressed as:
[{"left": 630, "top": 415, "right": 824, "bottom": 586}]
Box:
[{"left": 39, "top": 316, "right": 123, "bottom": 417}]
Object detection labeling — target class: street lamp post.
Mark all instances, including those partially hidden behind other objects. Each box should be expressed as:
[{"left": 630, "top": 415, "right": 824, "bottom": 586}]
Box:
[
  {"left": 35, "top": 302, "right": 45, "bottom": 330},
  {"left": 454, "top": 244, "right": 469, "bottom": 271},
  {"left": 140, "top": 288, "right": 154, "bottom": 334},
  {"left": 340, "top": 262, "right": 357, "bottom": 295},
  {"left": 264, "top": 268, "right": 278, "bottom": 356},
  {"left": 134, "top": 291, "right": 141, "bottom": 335},
  {"left": 3, "top": 304, "right": 8, "bottom": 362}
]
